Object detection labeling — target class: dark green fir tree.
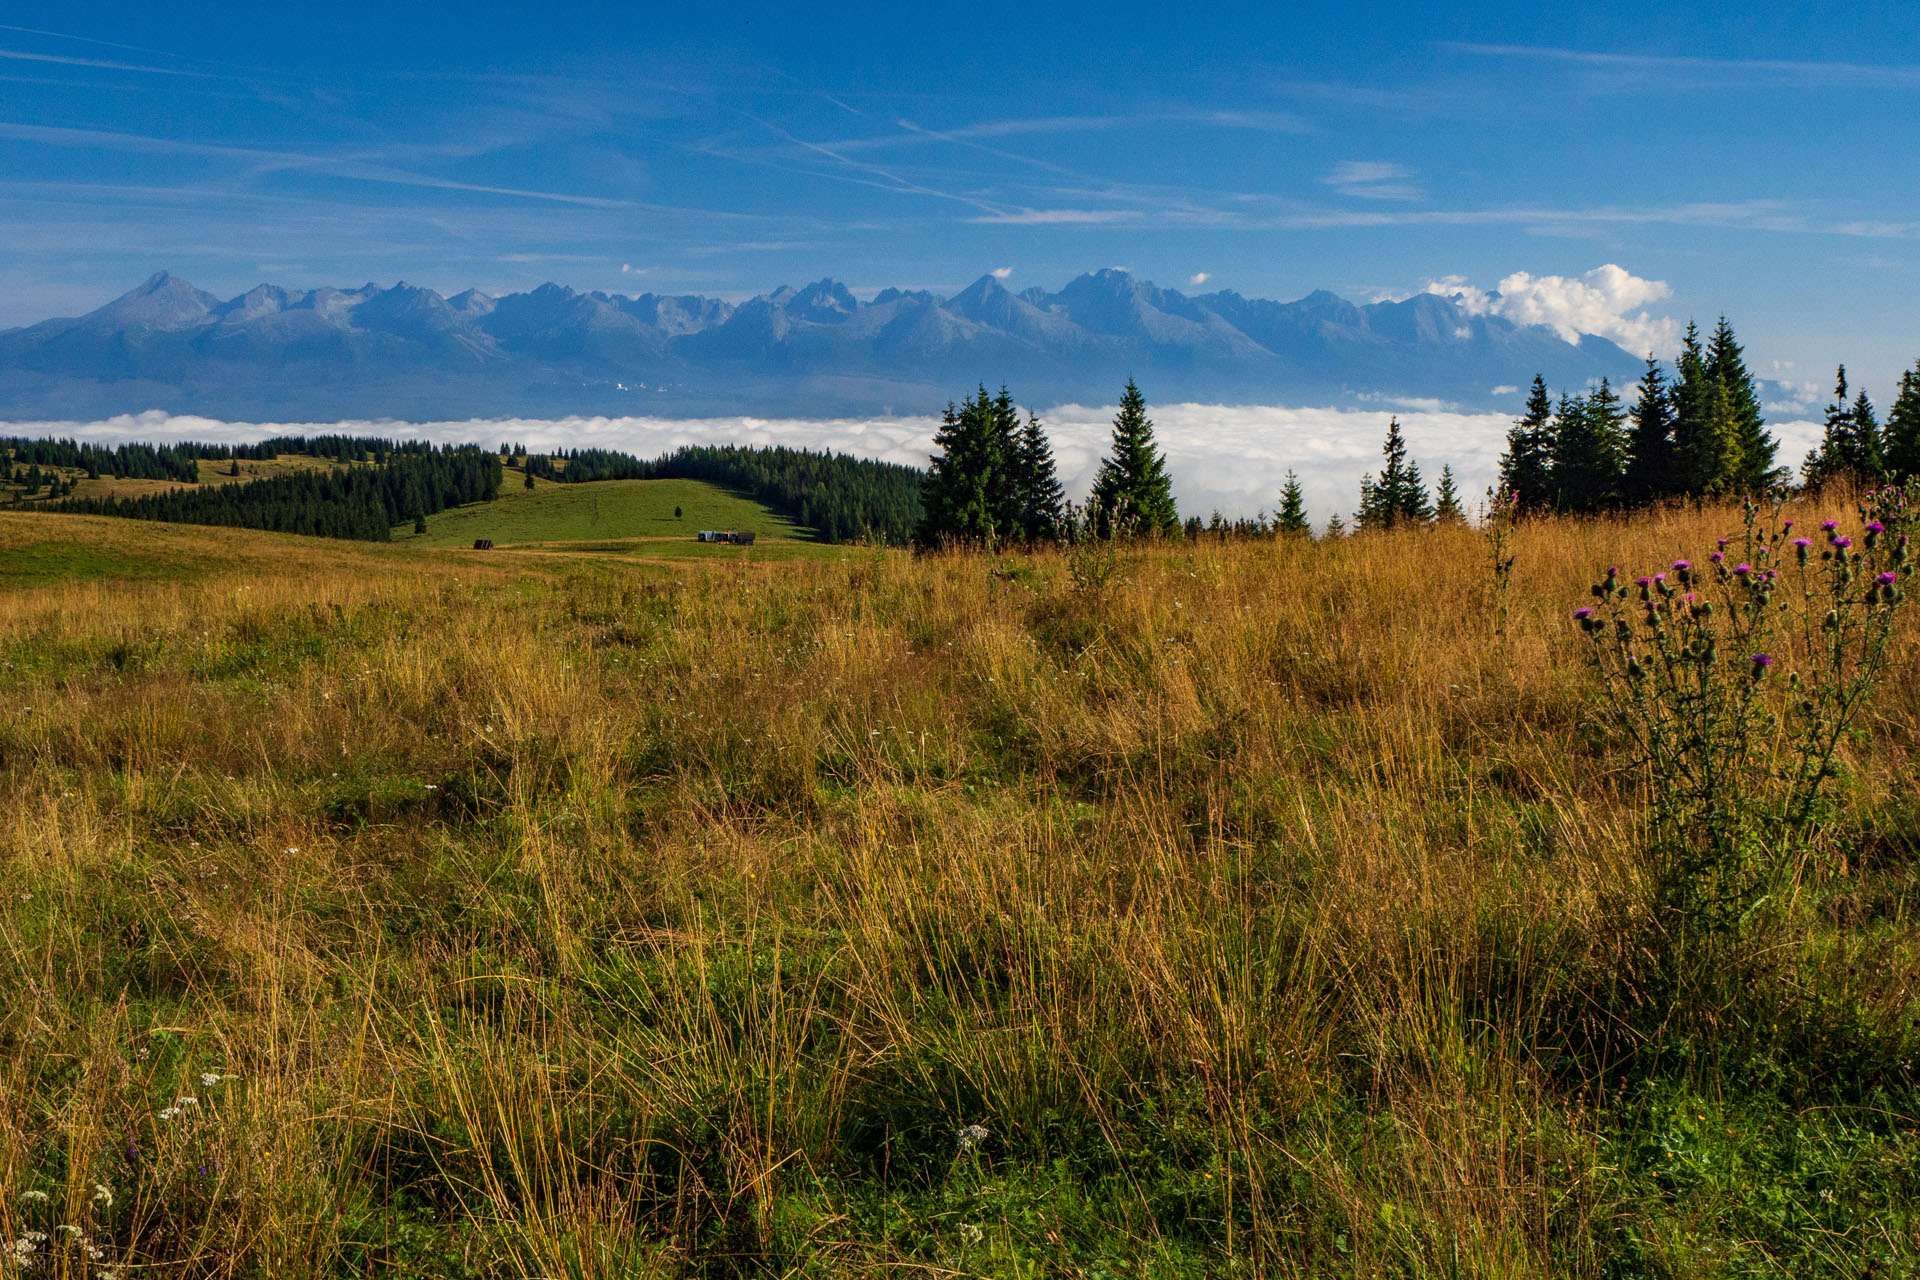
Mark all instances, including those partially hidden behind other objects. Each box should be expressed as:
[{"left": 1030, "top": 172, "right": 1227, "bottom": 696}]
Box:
[
  {"left": 1433, "top": 464, "right": 1466, "bottom": 523},
  {"left": 1496, "top": 376, "right": 1556, "bottom": 513},
  {"left": 1013, "top": 409, "right": 1066, "bottom": 539},
  {"left": 1885, "top": 360, "right": 1920, "bottom": 481},
  {"left": 1705, "top": 316, "right": 1777, "bottom": 490},
  {"left": 1089, "top": 379, "right": 1180, "bottom": 538},
  {"left": 1275, "top": 470, "right": 1311, "bottom": 535},
  {"left": 1622, "top": 356, "right": 1677, "bottom": 505},
  {"left": 1552, "top": 380, "right": 1627, "bottom": 513}
]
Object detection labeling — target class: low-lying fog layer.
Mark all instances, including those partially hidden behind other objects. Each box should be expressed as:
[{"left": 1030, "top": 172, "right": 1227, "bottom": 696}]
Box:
[{"left": 6, "top": 405, "right": 1824, "bottom": 528}]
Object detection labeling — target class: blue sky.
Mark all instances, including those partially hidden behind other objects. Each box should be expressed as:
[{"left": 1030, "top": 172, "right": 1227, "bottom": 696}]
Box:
[{"left": 4, "top": 0, "right": 1919, "bottom": 405}]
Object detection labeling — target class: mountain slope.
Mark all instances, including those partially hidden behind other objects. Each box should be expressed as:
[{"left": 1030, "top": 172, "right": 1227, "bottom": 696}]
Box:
[{"left": 0, "top": 270, "right": 1645, "bottom": 419}]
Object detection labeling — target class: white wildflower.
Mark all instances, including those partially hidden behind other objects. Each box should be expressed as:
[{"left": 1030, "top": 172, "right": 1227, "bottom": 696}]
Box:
[
  {"left": 157, "top": 1107, "right": 179, "bottom": 1121},
  {"left": 956, "top": 1123, "right": 989, "bottom": 1152},
  {"left": 17, "top": 1189, "right": 49, "bottom": 1204},
  {"left": 53, "top": 1226, "right": 79, "bottom": 1240},
  {"left": 958, "top": 1221, "right": 984, "bottom": 1246},
  {"left": 176, "top": 1095, "right": 198, "bottom": 1107},
  {"left": 91, "top": 1184, "right": 112, "bottom": 1208},
  {"left": 200, "top": 1072, "right": 222, "bottom": 1087}
]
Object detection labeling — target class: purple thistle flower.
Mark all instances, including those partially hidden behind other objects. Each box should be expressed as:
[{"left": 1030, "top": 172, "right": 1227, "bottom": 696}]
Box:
[
  {"left": 1718, "top": 538, "right": 1729, "bottom": 548},
  {"left": 1867, "top": 521, "right": 1886, "bottom": 535},
  {"left": 1734, "top": 563, "right": 1752, "bottom": 575},
  {"left": 1654, "top": 572, "right": 1667, "bottom": 582},
  {"left": 1793, "top": 537, "right": 1813, "bottom": 548},
  {"left": 1635, "top": 576, "right": 1651, "bottom": 587},
  {"left": 1878, "top": 571, "right": 1898, "bottom": 585},
  {"left": 1833, "top": 536, "right": 1853, "bottom": 549},
  {"left": 1573, "top": 607, "right": 1594, "bottom": 620},
  {"left": 1673, "top": 560, "right": 1691, "bottom": 571},
  {"left": 1783, "top": 520, "right": 1794, "bottom": 530},
  {"left": 1710, "top": 551, "right": 1725, "bottom": 563},
  {"left": 1822, "top": 520, "right": 1839, "bottom": 531},
  {"left": 1751, "top": 653, "right": 1774, "bottom": 672}
]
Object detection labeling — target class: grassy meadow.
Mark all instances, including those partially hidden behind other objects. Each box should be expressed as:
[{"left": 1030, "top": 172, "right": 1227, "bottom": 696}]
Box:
[
  {"left": 394, "top": 476, "right": 829, "bottom": 562},
  {"left": 0, "top": 497, "right": 1917, "bottom": 1278}
]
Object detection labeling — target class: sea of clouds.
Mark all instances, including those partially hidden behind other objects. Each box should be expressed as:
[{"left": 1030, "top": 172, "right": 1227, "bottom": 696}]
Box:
[{"left": 6, "top": 404, "right": 1824, "bottom": 528}]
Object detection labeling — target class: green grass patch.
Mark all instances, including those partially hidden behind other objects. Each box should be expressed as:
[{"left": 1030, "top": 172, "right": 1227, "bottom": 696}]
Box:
[{"left": 397, "top": 476, "right": 809, "bottom": 548}]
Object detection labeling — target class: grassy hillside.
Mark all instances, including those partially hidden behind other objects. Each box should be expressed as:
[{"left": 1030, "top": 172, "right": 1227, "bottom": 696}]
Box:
[
  {"left": 0, "top": 501, "right": 1916, "bottom": 1277},
  {"left": 1, "top": 452, "right": 357, "bottom": 508},
  {"left": 396, "top": 474, "right": 812, "bottom": 550}
]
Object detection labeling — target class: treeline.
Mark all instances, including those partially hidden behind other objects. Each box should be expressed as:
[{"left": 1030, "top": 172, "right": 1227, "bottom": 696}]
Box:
[
  {"left": 916, "top": 379, "right": 1181, "bottom": 547},
  {"left": 55, "top": 446, "right": 501, "bottom": 541},
  {"left": 1497, "top": 320, "right": 1920, "bottom": 517},
  {"left": 4, "top": 436, "right": 203, "bottom": 483},
  {"left": 1801, "top": 362, "right": 1920, "bottom": 487},
  {"left": 506, "top": 442, "right": 925, "bottom": 544}
]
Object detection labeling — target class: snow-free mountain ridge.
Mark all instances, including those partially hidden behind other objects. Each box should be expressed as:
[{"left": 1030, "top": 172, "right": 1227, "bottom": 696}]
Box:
[{"left": 0, "top": 269, "right": 1645, "bottom": 420}]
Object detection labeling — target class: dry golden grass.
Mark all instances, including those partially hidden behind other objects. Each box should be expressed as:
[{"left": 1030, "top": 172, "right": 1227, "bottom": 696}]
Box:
[{"left": 0, "top": 499, "right": 1914, "bottom": 1278}]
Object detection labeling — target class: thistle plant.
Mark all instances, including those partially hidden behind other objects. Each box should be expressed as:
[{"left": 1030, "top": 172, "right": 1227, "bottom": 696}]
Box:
[{"left": 1574, "top": 488, "right": 1911, "bottom": 934}]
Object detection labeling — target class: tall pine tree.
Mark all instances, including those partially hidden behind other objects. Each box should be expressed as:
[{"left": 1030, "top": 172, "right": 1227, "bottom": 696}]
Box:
[
  {"left": 1705, "top": 316, "right": 1776, "bottom": 490},
  {"left": 1275, "top": 470, "right": 1311, "bottom": 535},
  {"left": 1089, "top": 379, "right": 1181, "bottom": 538},
  {"left": 1496, "top": 376, "right": 1556, "bottom": 512},
  {"left": 1622, "top": 356, "right": 1677, "bottom": 504},
  {"left": 1553, "top": 381, "right": 1627, "bottom": 513},
  {"left": 919, "top": 388, "right": 1011, "bottom": 546},
  {"left": 1013, "top": 409, "right": 1065, "bottom": 539},
  {"left": 1803, "top": 365, "right": 1884, "bottom": 486},
  {"left": 1433, "top": 465, "right": 1465, "bottom": 523},
  {"left": 1356, "top": 417, "right": 1432, "bottom": 529},
  {"left": 1885, "top": 360, "right": 1920, "bottom": 481}
]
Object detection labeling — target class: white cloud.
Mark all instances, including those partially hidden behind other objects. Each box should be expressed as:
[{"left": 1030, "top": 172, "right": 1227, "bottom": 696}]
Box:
[
  {"left": 5, "top": 403, "right": 1520, "bottom": 528},
  {"left": 1490, "top": 384, "right": 1520, "bottom": 396},
  {"left": 1188, "top": 271, "right": 1211, "bottom": 286},
  {"left": 20, "top": 403, "right": 1834, "bottom": 533},
  {"left": 1425, "top": 263, "right": 1679, "bottom": 355},
  {"left": 1323, "top": 160, "right": 1423, "bottom": 201},
  {"left": 990, "top": 266, "right": 1013, "bottom": 279}
]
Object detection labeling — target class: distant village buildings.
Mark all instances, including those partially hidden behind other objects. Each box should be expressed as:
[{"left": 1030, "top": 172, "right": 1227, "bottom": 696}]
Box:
[{"left": 696, "top": 530, "right": 756, "bottom": 545}]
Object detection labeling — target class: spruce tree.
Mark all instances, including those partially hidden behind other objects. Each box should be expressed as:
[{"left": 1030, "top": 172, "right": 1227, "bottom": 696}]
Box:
[
  {"left": 1623, "top": 356, "right": 1677, "bottom": 504},
  {"left": 1496, "top": 376, "right": 1556, "bottom": 513},
  {"left": 1275, "top": 470, "right": 1310, "bottom": 535},
  {"left": 988, "top": 387, "right": 1027, "bottom": 537},
  {"left": 1013, "top": 409, "right": 1066, "bottom": 539},
  {"left": 1851, "top": 387, "right": 1884, "bottom": 481},
  {"left": 1433, "top": 465, "right": 1465, "bottom": 523},
  {"left": 1885, "top": 361, "right": 1920, "bottom": 481},
  {"left": 1357, "top": 417, "right": 1431, "bottom": 529},
  {"left": 1089, "top": 379, "right": 1180, "bottom": 538},
  {"left": 1685, "top": 379, "right": 1745, "bottom": 496},
  {"left": 1554, "top": 381, "right": 1627, "bottom": 513},
  {"left": 524, "top": 466, "right": 535, "bottom": 490},
  {"left": 918, "top": 389, "right": 1006, "bottom": 546},
  {"left": 1705, "top": 317, "right": 1776, "bottom": 490}
]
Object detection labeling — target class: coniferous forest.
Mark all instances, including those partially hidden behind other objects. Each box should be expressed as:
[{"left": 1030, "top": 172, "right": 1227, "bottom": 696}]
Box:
[{"left": 52, "top": 444, "right": 502, "bottom": 541}]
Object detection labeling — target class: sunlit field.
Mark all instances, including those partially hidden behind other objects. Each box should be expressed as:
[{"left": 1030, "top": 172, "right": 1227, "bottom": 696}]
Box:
[{"left": 1, "top": 499, "right": 1915, "bottom": 1278}]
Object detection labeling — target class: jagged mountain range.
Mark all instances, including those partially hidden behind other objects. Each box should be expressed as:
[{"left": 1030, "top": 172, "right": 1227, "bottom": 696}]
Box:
[{"left": 0, "top": 269, "right": 1644, "bottom": 420}]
